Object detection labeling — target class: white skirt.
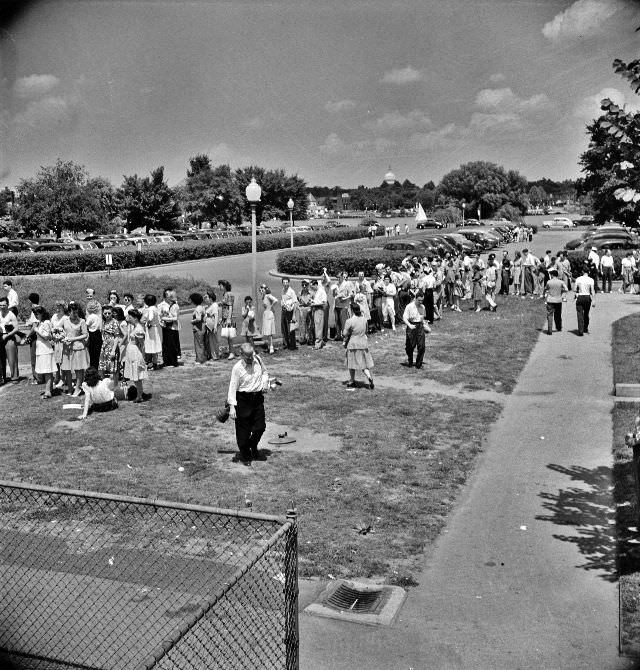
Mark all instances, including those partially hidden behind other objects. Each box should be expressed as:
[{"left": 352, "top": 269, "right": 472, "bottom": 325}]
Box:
[
  {"left": 35, "top": 352, "right": 57, "bottom": 375},
  {"left": 261, "top": 310, "right": 276, "bottom": 336}
]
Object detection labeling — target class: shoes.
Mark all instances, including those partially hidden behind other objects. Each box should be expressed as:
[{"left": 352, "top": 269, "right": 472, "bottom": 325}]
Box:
[
  {"left": 231, "top": 453, "right": 251, "bottom": 466},
  {"left": 54, "top": 380, "right": 64, "bottom": 389},
  {"left": 475, "top": 307, "right": 482, "bottom": 312},
  {"left": 401, "top": 362, "right": 413, "bottom": 367},
  {"left": 366, "top": 377, "right": 375, "bottom": 390},
  {"left": 345, "top": 381, "right": 356, "bottom": 388},
  {"left": 251, "top": 451, "right": 267, "bottom": 461},
  {"left": 414, "top": 364, "right": 423, "bottom": 369},
  {"left": 42, "top": 393, "right": 51, "bottom": 399},
  {"left": 72, "top": 388, "right": 82, "bottom": 397},
  {"left": 546, "top": 331, "right": 552, "bottom": 335},
  {"left": 141, "top": 393, "right": 152, "bottom": 401},
  {"left": 584, "top": 330, "right": 589, "bottom": 334},
  {"left": 228, "top": 353, "right": 235, "bottom": 360},
  {"left": 578, "top": 332, "right": 583, "bottom": 336},
  {"left": 269, "top": 346, "right": 275, "bottom": 354}
]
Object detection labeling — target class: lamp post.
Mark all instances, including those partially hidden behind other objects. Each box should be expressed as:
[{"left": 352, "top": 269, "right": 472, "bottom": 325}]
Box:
[
  {"left": 287, "top": 198, "right": 294, "bottom": 249},
  {"left": 245, "top": 178, "right": 262, "bottom": 308},
  {"left": 462, "top": 202, "right": 466, "bottom": 226}
]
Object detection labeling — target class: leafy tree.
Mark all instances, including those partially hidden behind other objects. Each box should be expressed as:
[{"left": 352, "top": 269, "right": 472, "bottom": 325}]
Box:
[
  {"left": 13, "top": 160, "right": 113, "bottom": 238},
  {"left": 528, "top": 185, "right": 547, "bottom": 207},
  {"left": 579, "top": 58, "right": 640, "bottom": 225},
  {"left": 118, "top": 166, "right": 180, "bottom": 234},
  {"left": 234, "top": 166, "right": 307, "bottom": 224},
  {"left": 437, "top": 161, "right": 529, "bottom": 217},
  {"left": 0, "top": 187, "right": 14, "bottom": 217}
]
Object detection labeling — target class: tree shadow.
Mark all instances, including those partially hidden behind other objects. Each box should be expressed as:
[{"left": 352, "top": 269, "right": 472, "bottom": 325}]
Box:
[{"left": 536, "top": 463, "right": 640, "bottom": 582}]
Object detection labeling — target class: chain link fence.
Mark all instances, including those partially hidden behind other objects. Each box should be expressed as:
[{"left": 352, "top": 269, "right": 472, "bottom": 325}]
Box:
[{"left": 0, "top": 480, "right": 298, "bottom": 670}]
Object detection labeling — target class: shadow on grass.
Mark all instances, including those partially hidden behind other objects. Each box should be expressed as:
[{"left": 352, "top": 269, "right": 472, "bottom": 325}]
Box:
[{"left": 536, "top": 463, "right": 640, "bottom": 583}]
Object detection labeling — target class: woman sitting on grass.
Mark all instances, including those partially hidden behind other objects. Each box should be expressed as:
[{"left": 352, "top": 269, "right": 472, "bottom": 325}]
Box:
[{"left": 78, "top": 366, "right": 118, "bottom": 420}]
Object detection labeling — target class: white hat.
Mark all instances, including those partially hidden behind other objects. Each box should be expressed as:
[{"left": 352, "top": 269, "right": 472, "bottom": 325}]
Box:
[{"left": 591, "top": 246, "right": 597, "bottom": 251}]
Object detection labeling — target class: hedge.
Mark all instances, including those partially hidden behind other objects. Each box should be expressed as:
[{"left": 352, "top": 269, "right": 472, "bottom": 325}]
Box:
[
  {"left": 566, "top": 249, "right": 628, "bottom": 277},
  {"left": 277, "top": 242, "right": 410, "bottom": 276},
  {"left": 0, "top": 227, "right": 368, "bottom": 276}
]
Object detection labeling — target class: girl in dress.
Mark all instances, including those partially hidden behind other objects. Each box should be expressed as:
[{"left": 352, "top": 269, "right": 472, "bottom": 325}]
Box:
[
  {"left": 142, "top": 294, "right": 162, "bottom": 369},
  {"left": 31, "top": 306, "right": 56, "bottom": 399},
  {"left": 259, "top": 285, "right": 278, "bottom": 354},
  {"left": 203, "top": 290, "right": 220, "bottom": 361},
  {"left": 98, "top": 304, "right": 122, "bottom": 381},
  {"left": 471, "top": 265, "right": 485, "bottom": 313},
  {"left": 240, "top": 295, "right": 257, "bottom": 344},
  {"left": 61, "top": 303, "right": 89, "bottom": 397},
  {"left": 218, "top": 279, "right": 235, "bottom": 359},
  {"left": 50, "top": 300, "right": 67, "bottom": 390},
  {"left": 190, "top": 293, "right": 207, "bottom": 363},
  {"left": 342, "top": 303, "right": 374, "bottom": 389},
  {"left": 512, "top": 251, "right": 523, "bottom": 297},
  {"left": 112, "top": 306, "right": 128, "bottom": 375},
  {"left": 123, "top": 308, "right": 147, "bottom": 403}
]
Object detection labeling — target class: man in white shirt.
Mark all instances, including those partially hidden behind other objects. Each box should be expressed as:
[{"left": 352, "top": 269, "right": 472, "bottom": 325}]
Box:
[
  {"left": 599, "top": 248, "right": 615, "bottom": 293},
  {"left": 587, "top": 246, "right": 600, "bottom": 293},
  {"left": 280, "top": 277, "right": 299, "bottom": 350},
  {"left": 401, "top": 291, "right": 428, "bottom": 369},
  {"left": 2, "top": 281, "right": 18, "bottom": 313},
  {"left": 309, "top": 279, "right": 327, "bottom": 349},
  {"left": 227, "top": 343, "right": 270, "bottom": 466},
  {"left": 521, "top": 249, "right": 539, "bottom": 297},
  {"left": 159, "top": 288, "right": 180, "bottom": 366},
  {"left": 574, "top": 264, "right": 595, "bottom": 336}
]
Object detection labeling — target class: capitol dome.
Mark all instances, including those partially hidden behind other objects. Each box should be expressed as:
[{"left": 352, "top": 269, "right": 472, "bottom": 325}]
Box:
[{"left": 384, "top": 167, "right": 396, "bottom": 185}]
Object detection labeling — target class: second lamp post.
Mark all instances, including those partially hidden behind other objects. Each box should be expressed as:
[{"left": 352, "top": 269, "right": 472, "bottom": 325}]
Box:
[{"left": 287, "top": 198, "right": 295, "bottom": 249}]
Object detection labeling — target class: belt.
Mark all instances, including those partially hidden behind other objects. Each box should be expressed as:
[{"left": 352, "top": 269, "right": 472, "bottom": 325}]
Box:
[{"left": 237, "top": 391, "right": 263, "bottom": 396}]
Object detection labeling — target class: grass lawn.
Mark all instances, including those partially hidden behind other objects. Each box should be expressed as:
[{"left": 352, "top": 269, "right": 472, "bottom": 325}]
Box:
[
  {"left": 0, "top": 293, "right": 544, "bottom": 584},
  {"left": 612, "top": 313, "right": 640, "bottom": 656}
]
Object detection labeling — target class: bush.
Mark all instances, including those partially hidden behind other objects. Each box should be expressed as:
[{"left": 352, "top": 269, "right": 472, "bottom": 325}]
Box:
[
  {"left": 277, "top": 242, "right": 409, "bottom": 276},
  {"left": 0, "top": 228, "right": 368, "bottom": 277},
  {"left": 566, "top": 249, "right": 626, "bottom": 277}
]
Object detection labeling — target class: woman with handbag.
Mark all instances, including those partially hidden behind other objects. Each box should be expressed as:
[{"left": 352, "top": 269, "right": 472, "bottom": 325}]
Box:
[
  {"left": 259, "top": 285, "right": 278, "bottom": 354},
  {"left": 342, "top": 303, "right": 374, "bottom": 389},
  {"left": 218, "top": 279, "right": 236, "bottom": 359},
  {"left": 98, "top": 304, "right": 122, "bottom": 382},
  {"left": 61, "top": 302, "right": 90, "bottom": 397}
]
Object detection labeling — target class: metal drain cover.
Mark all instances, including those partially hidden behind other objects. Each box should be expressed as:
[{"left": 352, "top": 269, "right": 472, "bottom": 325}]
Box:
[{"left": 304, "top": 579, "right": 406, "bottom": 626}]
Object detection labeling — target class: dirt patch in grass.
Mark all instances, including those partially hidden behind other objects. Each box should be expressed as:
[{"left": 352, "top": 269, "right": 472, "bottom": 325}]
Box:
[{"left": 0, "top": 297, "right": 543, "bottom": 584}]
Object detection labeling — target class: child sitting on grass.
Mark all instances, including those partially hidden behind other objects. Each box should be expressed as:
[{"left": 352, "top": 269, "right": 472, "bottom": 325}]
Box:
[{"left": 78, "top": 366, "right": 118, "bottom": 420}]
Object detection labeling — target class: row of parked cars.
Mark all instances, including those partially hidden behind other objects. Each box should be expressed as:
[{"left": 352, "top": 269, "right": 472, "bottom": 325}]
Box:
[
  {"left": 380, "top": 223, "right": 520, "bottom": 258},
  {"left": 563, "top": 224, "right": 640, "bottom": 252}
]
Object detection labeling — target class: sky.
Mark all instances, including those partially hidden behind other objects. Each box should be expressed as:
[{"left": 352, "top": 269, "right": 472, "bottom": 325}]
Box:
[{"left": 1, "top": 0, "right": 640, "bottom": 191}]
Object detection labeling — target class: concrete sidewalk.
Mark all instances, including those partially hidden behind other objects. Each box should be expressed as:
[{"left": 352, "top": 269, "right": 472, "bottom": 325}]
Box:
[{"left": 299, "top": 291, "right": 640, "bottom": 669}]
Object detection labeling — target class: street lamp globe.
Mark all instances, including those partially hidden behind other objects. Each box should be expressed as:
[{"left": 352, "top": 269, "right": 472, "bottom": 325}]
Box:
[
  {"left": 287, "top": 198, "right": 294, "bottom": 211},
  {"left": 246, "top": 177, "right": 262, "bottom": 202}
]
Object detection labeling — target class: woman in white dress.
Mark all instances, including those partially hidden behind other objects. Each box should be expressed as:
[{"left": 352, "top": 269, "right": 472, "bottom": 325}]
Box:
[
  {"left": 123, "top": 308, "right": 147, "bottom": 403},
  {"left": 203, "top": 290, "right": 220, "bottom": 360},
  {"left": 31, "top": 306, "right": 56, "bottom": 398},
  {"left": 259, "top": 284, "right": 278, "bottom": 354},
  {"left": 142, "top": 294, "right": 162, "bottom": 369},
  {"left": 50, "top": 300, "right": 67, "bottom": 389},
  {"left": 61, "top": 303, "right": 90, "bottom": 397}
]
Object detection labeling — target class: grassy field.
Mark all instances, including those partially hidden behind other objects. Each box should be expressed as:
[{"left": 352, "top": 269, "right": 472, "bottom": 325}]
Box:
[
  {"left": 0, "top": 293, "right": 544, "bottom": 584},
  {"left": 611, "top": 313, "right": 640, "bottom": 656}
]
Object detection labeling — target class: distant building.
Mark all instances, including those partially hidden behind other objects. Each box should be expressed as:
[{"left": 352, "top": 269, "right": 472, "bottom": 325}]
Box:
[{"left": 384, "top": 167, "right": 396, "bottom": 185}]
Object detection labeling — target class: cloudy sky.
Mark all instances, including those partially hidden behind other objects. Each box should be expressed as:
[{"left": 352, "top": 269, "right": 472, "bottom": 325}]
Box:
[{"left": 1, "top": 0, "right": 639, "bottom": 190}]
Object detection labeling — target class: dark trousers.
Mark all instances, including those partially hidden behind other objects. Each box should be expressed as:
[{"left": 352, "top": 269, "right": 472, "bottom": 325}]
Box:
[
  {"left": 546, "top": 302, "right": 562, "bottom": 333},
  {"left": 589, "top": 269, "right": 599, "bottom": 293},
  {"left": 281, "top": 309, "right": 297, "bottom": 349},
  {"left": 405, "top": 324, "right": 425, "bottom": 367},
  {"left": 0, "top": 338, "right": 6, "bottom": 382},
  {"left": 322, "top": 303, "right": 330, "bottom": 341},
  {"left": 162, "top": 327, "right": 180, "bottom": 366},
  {"left": 333, "top": 306, "right": 348, "bottom": 339},
  {"left": 500, "top": 270, "right": 510, "bottom": 294},
  {"left": 235, "top": 391, "right": 266, "bottom": 460},
  {"left": 424, "top": 289, "right": 435, "bottom": 323},
  {"left": 576, "top": 295, "right": 591, "bottom": 335},
  {"left": 601, "top": 266, "right": 613, "bottom": 292},
  {"left": 88, "top": 330, "right": 103, "bottom": 370}
]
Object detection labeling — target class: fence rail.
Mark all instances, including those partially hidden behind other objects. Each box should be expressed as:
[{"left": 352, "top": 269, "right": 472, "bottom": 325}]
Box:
[{"left": 0, "top": 481, "right": 298, "bottom": 670}]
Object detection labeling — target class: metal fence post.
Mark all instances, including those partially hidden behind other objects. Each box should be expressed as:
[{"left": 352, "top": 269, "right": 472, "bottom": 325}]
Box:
[{"left": 285, "top": 503, "right": 299, "bottom": 670}]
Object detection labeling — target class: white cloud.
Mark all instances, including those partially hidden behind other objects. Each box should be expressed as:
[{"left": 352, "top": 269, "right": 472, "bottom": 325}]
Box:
[
  {"left": 542, "top": 0, "right": 625, "bottom": 42},
  {"left": 247, "top": 116, "right": 265, "bottom": 129},
  {"left": 475, "top": 87, "right": 549, "bottom": 112},
  {"left": 380, "top": 66, "right": 422, "bottom": 85},
  {"left": 468, "top": 112, "right": 523, "bottom": 132},
  {"left": 363, "top": 109, "right": 433, "bottom": 134},
  {"left": 410, "top": 124, "right": 458, "bottom": 150},
  {"left": 13, "top": 74, "right": 60, "bottom": 99},
  {"left": 489, "top": 73, "right": 506, "bottom": 83},
  {"left": 325, "top": 99, "right": 356, "bottom": 113},
  {"left": 574, "top": 86, "right": 640, "bottom": 118},
  {"left": 319, "top": 132, "right": 346, "bottom": 154},
  {"left": 13, "top": 95, "right": 78, "bottom": 128}
]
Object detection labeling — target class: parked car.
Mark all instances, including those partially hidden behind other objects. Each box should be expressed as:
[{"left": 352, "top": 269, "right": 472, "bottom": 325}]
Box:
[
  {"left": 440, "top": 233, "right": 478, "bottom": 254},
  {"left": 542, "top": 217, "right": 574, "bottom": 229},
  {"left": 382, "top": 240, "right": 441, "bottom": 256},
  {"left": 416, "top": 217, "right": 444, "bottom": 230},
  {"left": 462, "top": 219, "right": 481, "bottom": 226},
  {"left": 456, "top": 228, "right": 500, "bottom": 249},
  {"left": 35, "top": 242, "right": 77, "bottom": 252},
  {"left": 0, "top": 240, "right": 32, "bottom": 252},
  {"left": 573, "top": 215, "right": 595, "bottom": 226},
  {"left": 417, "top": 234, "right": 458, "bottom": 256},
  {"left": 8, "top": 239, "right": 39, "bottom": 251},
  {"left": 581, "top": 238, "right": 640, "bottom": 251}
]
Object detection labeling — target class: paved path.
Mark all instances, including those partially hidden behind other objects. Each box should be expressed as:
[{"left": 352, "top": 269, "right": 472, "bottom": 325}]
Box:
[{"left": 299, "top": 290, "right": 639, "bottom": 669}]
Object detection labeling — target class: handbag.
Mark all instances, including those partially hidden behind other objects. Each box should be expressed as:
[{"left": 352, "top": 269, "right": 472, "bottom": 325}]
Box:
[
  {"left": 216, "top": 403, "right": 231, "bottom": 423},
  {"left": 221, "top": 320, "right": 237, "bottom": 338},
  {"left": 289, "top": 320, "right": 298, "bottom": 332}
]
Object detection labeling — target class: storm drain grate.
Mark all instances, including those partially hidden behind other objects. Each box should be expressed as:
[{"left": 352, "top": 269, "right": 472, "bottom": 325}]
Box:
[
  {"left": 325, "top": 583, "right": 388, "bottom": 614},
  {"left": 305, "top": 579, "right": 407, "bottom": 626}
]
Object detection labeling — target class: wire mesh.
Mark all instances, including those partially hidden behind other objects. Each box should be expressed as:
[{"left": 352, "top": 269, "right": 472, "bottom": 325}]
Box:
[{"left": 0, "top": 481, "right": 298, "bottom": 670}]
